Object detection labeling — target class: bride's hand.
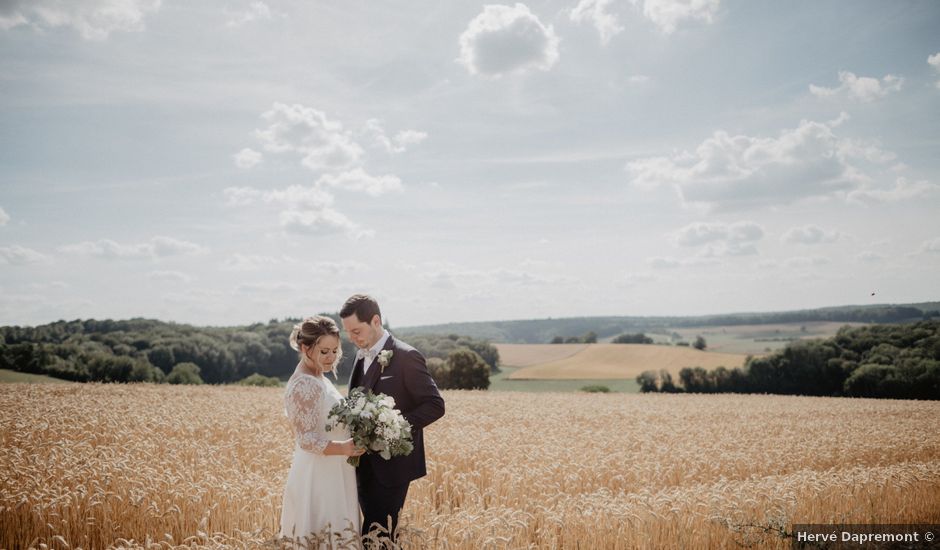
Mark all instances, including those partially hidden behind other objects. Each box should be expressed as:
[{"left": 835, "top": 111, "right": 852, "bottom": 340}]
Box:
[{"left": 338, "top": 438, "right": 366, "bottom": 457}]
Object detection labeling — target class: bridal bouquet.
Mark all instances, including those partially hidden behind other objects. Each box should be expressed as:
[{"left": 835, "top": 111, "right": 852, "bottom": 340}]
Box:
[{"left": 326, "top": 387, "right": 414, "bottom": 467}]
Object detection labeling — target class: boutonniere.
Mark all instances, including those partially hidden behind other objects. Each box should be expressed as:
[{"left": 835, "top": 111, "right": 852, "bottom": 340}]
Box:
[{"left": 377, "top": 350, "right": 394, "bottom": 374}]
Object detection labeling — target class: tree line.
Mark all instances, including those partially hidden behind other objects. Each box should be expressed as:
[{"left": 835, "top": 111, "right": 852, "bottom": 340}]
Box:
[
  {"left": 0, "top": 318, "right": 499, "bottom": 390},
  {"left": 637, "top": 320, "right": 940, "bottom": 400},
  {"left": 396, "top": 332, "right": 499, "bottom": 390},
  {"left": 550, "top": 332, "right": 598, "bottom": 344}
]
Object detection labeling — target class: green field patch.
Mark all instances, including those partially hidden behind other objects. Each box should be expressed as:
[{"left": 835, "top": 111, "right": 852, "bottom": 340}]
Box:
[
  {"left": 489, "top": 366, "right": 640, "bottom": 393},
  {"left": 0, "top": 369, "right": 72, "bottom": 384}
]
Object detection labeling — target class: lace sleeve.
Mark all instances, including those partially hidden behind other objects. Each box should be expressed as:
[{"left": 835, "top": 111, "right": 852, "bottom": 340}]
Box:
[{"left": 285, "top": 377, "right": 330, "bottom": 455}]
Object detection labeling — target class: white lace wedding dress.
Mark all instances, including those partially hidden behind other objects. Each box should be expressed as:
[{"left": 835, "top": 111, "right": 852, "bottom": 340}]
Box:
[{"left": 280, "top": 372, "right": 360, "bottom": 547}]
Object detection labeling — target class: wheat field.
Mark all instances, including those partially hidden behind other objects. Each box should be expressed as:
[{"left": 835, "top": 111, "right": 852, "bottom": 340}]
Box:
[
  {"left": 494, "top": 344, "right": 588, "bottom": 368},
  {"left": 504, "top": 344, "right": 749, "bottom": 380},
  {"left": 2, "top": 384, "right": 939, "bottom": 549}
]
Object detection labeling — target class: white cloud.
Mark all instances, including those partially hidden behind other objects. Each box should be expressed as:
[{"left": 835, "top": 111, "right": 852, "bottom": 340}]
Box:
[
  {"left": 224, "top": 186, "right": 264, "bottom": 206},
  {"left": 641, "top": 0, "right": 720, "bottom": 34},
  {"left": 809, "top": 71, "right": 903, "bottom": 102},
  {"left": 646, "top": 255, "right": 722, "bottom": 269},
  {"left": 262, "top": 185, "right": 335, "bottom": 209},
  {"left": 150, "top": 236, "right": 207, "bottom": 257},
  {"left": 365, "top": 120, "right": 428, "bottom": 154},
  {"left": 222, "top": 255, "right": 369, "bottom": 274},
  {"left": 622, "top": 272, "right": 656, "bottom": 286},
  {"left": 417, "top": 262, "right": 561, "bottom": 291},
  {"left": 760, "top": 255, "right": 832, "bottom": 269},
  {"left": 914, "top": 237, "right": 940, "bottom": 255},
  {"left": 225, "top": 1, "right": 273, "bottom": 28},
  {"left": 0, "top": 245, "right": 51, "bottom": 265},
  {"left": 492, "top": 268, "right": 552, "bottom": 285},
  {"left": 626, "top": 117, "right": 895, "bottom": 211},
  {"left": 278, "top": 208, "right": 367, "bottom": 238},
  {"left": 570, "top": 0, "right": 623, "bottom": 44},
  {"left": 781, "top": 224, "right": 842, "bottom": 245},
  {"left": 784, "top": 256, "right": 831, "bottom": 268},
  {"left": 233, "top": 148, "right": 262, "bottom": 169},
  {"left": 392, "top": 130, "right": 428, "bottom": 152},
  {"left": 59, "top": 237, "right": 208, "bottom": 260},
  {"left": 629, "top": 75, "right": 651, "bottom": 84},
  {"left": 312, "top": 261, "right": 367, "bottom": 275},
  {"left": 928, "top": 52, "right": 940, "bottom": 88},
  {"left": 838, "top": 138, "right": 897, "bottom": 164},
  {"left": 458, "top": 3, "right": 560, "bottom": 77},
  {"left": 0, "top": 0, "right": 162, "bottom": 41},
  {"left": 226, "top": 183, "right": 335, "bottom": 209},
  {"left": 233, "top": 104, "right": 409, "bottom": 240},
  {"left": 225, "top": 183, "right": 367, "bottom": 237},
  {"left": 225, "top": 181, "right": 378, "bottom": 238},
  {"left": 316, "top": 169, "right": 402, "bottom": 197},
  {"left": 148, "top": 270, "right": 194, "bottom": 283},
  {"left": 848, "top": 177, "right": 938, "bottom": 204},
  {"left": 856, "top": 251, "right": 885, "bottom": 263},
  {"left": 670, "top": 221, "right": 764, "bottom": 257},
  {"left": 648, "top": 256, "right": 681, "bottom": 269},
  {"left": 672, "top": 221, "right": 763, "bottom": 246},
  {"left": 222, "top": 254, "right": 285, "bottom": 271},
  {"left": 255, "top": 103, "right": 363, "bottom": 172},
  {"left": 0, "top": 206, "right": 9, "bottom": 226},
  {"left": 706, "top": 242, "right": 758, "bottom": 257},
  {"left": 60, "top": 240, "right": 150, "bottom": 259},
  {"left": 0, "top": 13, "right": 28, "bottom": 31}
]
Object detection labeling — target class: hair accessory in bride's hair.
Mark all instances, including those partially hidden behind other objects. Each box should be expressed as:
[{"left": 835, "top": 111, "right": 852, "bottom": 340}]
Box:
[{"left": 288, "top": 323, "right": 302, "bottom": 351}]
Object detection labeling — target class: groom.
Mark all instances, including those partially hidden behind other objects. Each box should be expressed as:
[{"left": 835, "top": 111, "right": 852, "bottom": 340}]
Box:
[{"left": 340, "top": 294, "right": 445, "bottom": 543}]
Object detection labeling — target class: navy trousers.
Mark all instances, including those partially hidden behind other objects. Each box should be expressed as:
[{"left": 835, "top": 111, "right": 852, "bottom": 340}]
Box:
[{"left": 357, "top": 458, "right": 410, "bottom": 543}]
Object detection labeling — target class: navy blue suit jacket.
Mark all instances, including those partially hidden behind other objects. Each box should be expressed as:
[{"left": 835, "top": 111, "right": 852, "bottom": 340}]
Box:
[{"left": 349, "top": 334, "right": 445, "bottom": 487}]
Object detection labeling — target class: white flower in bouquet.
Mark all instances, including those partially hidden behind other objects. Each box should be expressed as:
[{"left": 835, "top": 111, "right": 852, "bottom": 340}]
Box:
[
  {"left": 352, "top": 396, "right": 365, "bottom": 413},
  {"left": 326, "top": 387, "right": 414, "bottom": 467}
]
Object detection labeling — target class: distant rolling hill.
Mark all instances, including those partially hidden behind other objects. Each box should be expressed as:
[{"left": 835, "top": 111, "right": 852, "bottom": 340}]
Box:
[{"left": 399, "top": 302, "right": 938, "bottom": 343}]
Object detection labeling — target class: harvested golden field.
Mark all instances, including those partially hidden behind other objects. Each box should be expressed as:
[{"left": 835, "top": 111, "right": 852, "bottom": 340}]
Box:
[
  {"left": 2, "top": 384, "right": 939, "bottom": 549},
  {"left": 506, "top": 343, "right": 749, "bottom": 380},
  {"left": 494, "top": 343, "right": 587, "bottom": 367}
]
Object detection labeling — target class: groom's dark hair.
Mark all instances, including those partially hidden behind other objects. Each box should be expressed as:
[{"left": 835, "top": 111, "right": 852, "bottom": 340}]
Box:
[{"left": 340, "top": 294, "right": 382, "bottom": 324}]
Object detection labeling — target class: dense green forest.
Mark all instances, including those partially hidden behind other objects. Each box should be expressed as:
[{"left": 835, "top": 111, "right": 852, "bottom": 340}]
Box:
[
  {"left": 402, "top": 303, "right": 939, "bottom": 343},
  {"left": 396, "top": 332, "right": 500, "bottom": 373},
  {"left": 0, "top": 318, "right": 499, "bottom": 386},
  {"left": 638, "top": 320, "right": 940, "bottom": 400}
]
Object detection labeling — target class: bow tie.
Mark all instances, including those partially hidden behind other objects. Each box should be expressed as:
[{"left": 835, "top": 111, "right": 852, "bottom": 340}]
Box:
[{"left": 356, "top": 349, "right": 378, "bottom": 362}]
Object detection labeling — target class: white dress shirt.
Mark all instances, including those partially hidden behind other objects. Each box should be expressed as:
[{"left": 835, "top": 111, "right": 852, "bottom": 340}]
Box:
[{"left": 362, "top": 329, "right": 391, "bottom": 376}]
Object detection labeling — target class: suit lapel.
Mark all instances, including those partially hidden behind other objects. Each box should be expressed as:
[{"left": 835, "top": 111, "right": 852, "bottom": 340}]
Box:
[
  {"left": 362, "top": 360, "right": 381, "bottom": 391},
  {"left": 362, "top": 335, "right": 395, "bottom": 392}
]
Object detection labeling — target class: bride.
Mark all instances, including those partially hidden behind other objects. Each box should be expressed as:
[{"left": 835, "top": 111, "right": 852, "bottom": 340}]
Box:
[{"left": 280, "top": 316, "right": 364, "bottom": 547}]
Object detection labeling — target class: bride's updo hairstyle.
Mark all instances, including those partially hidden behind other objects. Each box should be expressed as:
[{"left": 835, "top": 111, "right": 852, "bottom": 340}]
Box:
[{"left": 289, "top": 316, "right": 343, "bottom": 365}]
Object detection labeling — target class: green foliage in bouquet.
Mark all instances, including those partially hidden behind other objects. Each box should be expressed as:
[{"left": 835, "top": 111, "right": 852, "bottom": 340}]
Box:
[{"left": 326, "top": 388, "right": 414, "bottom": 466}]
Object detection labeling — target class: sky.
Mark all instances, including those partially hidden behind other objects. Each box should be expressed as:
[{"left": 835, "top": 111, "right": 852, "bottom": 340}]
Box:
[{"left": 1, "top": 0, "right": 939, "bottom": 328}]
